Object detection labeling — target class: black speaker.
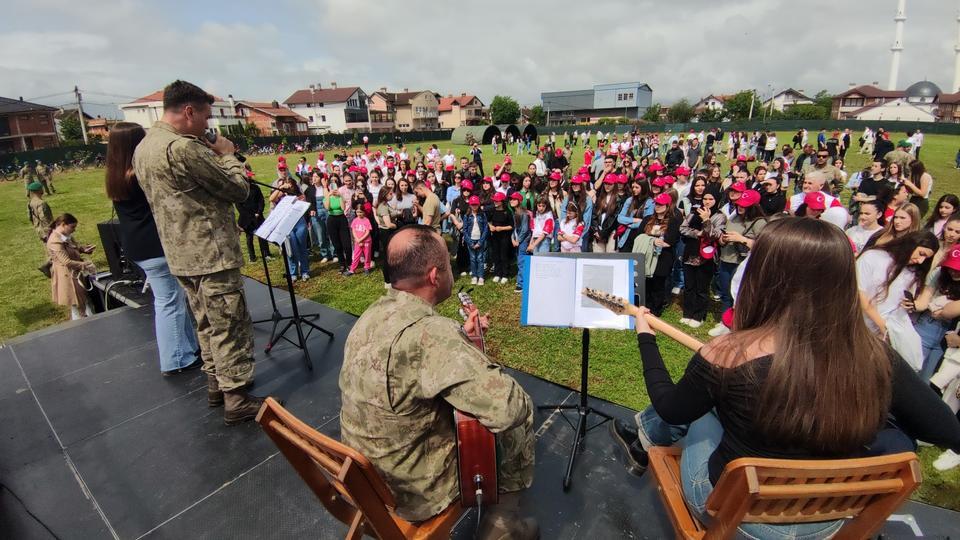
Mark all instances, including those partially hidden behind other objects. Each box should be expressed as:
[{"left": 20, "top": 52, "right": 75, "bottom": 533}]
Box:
[{"left": 97, "top": 219, "right": 142, "bottom": 281}]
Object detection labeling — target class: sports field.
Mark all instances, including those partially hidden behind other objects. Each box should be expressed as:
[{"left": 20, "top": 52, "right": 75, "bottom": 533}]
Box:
[{"left": 1, "top": 131, "right": 958, "bottom": 508}]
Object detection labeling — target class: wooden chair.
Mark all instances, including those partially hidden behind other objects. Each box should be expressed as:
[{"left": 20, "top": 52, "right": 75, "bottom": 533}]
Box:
[
  {"left": 256, "top": 398, "right": 463, "bottom": 540},
  {"left": 647, "top": 446, "right": 921, "bottom": 540}
]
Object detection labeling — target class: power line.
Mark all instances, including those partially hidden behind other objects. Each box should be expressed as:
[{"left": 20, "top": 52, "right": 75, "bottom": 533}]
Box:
[
  {"left": 80, "top": 90, "right": 139, "bottom": 100},
  {"left": 25, "top": 91, "right": 74, "bottom": 101}
]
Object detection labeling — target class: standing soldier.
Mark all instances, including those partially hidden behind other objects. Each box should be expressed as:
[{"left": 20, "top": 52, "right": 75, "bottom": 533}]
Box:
[
  {"left": 133, "top": 80, "right": 266, "bottom": 426},
  {"left": 27, "top": 181, "right": 53, "bottom": 277},
  {"left": 21, "top": 161, "right": 38, "bottom": 197},
  {"left": 37, "top": 160, "right": 56, "bottom": 194}
]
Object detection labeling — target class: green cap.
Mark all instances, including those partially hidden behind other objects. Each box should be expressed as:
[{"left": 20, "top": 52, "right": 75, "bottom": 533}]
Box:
[
  {"left": 27, "top": 182, "right": 43, "bottom": 192},
  {"left": 897, "top": 139, "right": 912, "bottom": 147}
]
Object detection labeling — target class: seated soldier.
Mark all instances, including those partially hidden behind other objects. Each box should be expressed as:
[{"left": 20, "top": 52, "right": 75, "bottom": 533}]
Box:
[{"left": 339, "top": 225, "right": 537, "bottom": 539}]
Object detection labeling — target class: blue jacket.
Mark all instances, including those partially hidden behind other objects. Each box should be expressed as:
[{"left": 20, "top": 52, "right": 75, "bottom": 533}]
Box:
[
  {"left": 513, "top": 209, "right": 532, "bottom": 247},
  {"left": 616, "top": 196, "right": 653, "bottom": 249},
  {"left": 462, "top": 211, "right": 489, "bottom": 246}
]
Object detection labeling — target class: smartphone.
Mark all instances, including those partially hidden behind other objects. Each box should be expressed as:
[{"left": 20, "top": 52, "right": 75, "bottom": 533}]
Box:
[{"left": 903, "top": 290, "right": 915, "bottom": 302}]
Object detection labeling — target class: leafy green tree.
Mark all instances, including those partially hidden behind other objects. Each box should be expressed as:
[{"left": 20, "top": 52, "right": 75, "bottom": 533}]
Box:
[
  {"left": 813, "top": 89, "right": 833, "bottom": 110},
  {"left": 527, "top": 105, "right": 546, "bottom": 125},
  {"left": 59, "top": 113, "right": 85, "bottom": 144},
  {"left": 666, "top": 99, "right": 696, "bottom": 123},
  {"left": 641, "top": 103, "right": 662, "bottom": 122},
  {"left": 489, "top": 95, "right": 520, "bottom": 124},
  {"left": 697, "top": 107, "right": 725, "bottom": 122},
  {"left": 722, "top": 90, "right": 762, "bottom": 120},
  {"left": 779, "top": 103, "right": 829, "bottom": 120}
]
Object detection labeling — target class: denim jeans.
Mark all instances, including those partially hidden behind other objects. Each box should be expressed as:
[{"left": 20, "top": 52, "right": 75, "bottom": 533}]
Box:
[
  {"left": 287, "top": 219, "right": 311, "bottom": 276},
  {"left": 635, "top": 407, "right": 844, "bottom": 540},
  {"left": 915, "top": 311, "right": 951, "bottom": 382},
  {"left": 516, "top": 242, "right": 529, "bottom": 289},
  {"left": 672, "top": 241, "right": 685, "bottom": 290},
  {"left": 467, "top": 241, "right": 485, "bottom": 278},
  {"left": 534, "top": 238, "right": 552, "bottom": 254},
  {"left": 716, "top": 261, "right": 739, "bottom": 312},
  {"left": 310, "top": 213, "right": 333, "bottom": 259},
  {"left": 135, "top": 257, "right": 199, "bottom": 373}
]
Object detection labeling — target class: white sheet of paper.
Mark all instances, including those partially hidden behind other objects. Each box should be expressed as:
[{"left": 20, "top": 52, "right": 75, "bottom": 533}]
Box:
[
  {"left": 522, "top": 256, "right": 576, "bottom": 327},
  {"left": 254, "top": 196, "right": 311, "bottom": 244},
  {"left": 573, "top": 258, "right": 633, "bottom": 329}
]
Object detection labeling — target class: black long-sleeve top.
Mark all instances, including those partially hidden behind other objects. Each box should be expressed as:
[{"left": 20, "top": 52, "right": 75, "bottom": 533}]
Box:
[
  {"left": 113, "top": 179, "right": 164, "bottom": 261},
  {"left": 637, "top": 333, "right": 960, "bottom": 485}
]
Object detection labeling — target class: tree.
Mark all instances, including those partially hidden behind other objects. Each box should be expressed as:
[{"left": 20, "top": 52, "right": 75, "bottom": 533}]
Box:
[
  {"left": 641, "top": 103, "right": 662, "bottom": 122},
  {"left": 527, "top": 105, "right": 546, "bottom": 125},
  {"left": 778, "top": 103, "right": 829, "bottom": 120},
  {"left": 722, "top": 90, "right": 762, "bottom": 120},
  {"left": 813, "top": 89, "right": 832, "bottom": 110},
  {"left": 698, "top": 107, "right": 725, "bottom": 122},
  {"left": 59, "top": 113, "right": 85, "bottom": 144},
  {"left": 489, "top": 95, "right": 520, "bottom": 124},
  {"left": 666, "top": 99, "right": 696, "bottom": 123}
]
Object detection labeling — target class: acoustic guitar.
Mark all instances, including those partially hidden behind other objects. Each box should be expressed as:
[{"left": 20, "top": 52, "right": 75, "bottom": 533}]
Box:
[{"left": 453, "top": 289, "right": 499, "bottom": 508}]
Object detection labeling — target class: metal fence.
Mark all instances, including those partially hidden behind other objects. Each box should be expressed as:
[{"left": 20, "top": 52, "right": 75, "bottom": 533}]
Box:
[{"left": 533, "top": 120, "right": 960, "bottom": 136}]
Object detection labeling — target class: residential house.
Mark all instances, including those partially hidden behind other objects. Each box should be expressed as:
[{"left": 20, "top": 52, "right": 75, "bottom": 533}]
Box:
[
  {"left": 834, "top": 81, "right": 943, "bottom": 122},
  {"left": 692, "top": 94, "right": 728, "bottom": 114},
  {"left": 85, "top": 117, "right": 121, "bottom": 140},
  {"left": 437, "top": 93, "right": 486, "bottom": 128},
  {"left": 763, "top": 89, "right": 814, "bottom": 112},
  {"left": 936, "top": 92, "right": 960, "bottom": 123},
  {"left": 830, "top": 85, "right": 905, "bottom": 119},
  {"left": 370, "top": 89, "right": 440, "bottom": 131},
  {"left": 235, "top": 100, "right": 308, "bottom": 135},
  {"left": 120, "top": 90, "right": 242, "bottom": 132},
  {"left": 0, "top": 96, "right": 58, "bottom": 153},
  {"left": 54, "top": 107, "right": 93, "bottom": 140},
  {"left": 283, "top": 84, "right": 379, "bottom": 134}
]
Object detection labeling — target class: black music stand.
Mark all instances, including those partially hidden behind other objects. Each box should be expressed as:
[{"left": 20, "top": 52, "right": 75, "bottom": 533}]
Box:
[{"left": 534, "top": 252, "right": 644, "bottom": 491}]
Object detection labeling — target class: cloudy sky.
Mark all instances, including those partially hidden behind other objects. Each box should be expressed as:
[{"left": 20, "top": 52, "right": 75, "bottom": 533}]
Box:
[{"left": 3, "top": 0, "right": 959, "bottom": 117}]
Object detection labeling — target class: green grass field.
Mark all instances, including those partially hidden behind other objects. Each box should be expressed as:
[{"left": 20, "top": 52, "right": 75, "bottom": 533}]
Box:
[{"left": 2, "top": 131, "right": 959, "bottom": 509}]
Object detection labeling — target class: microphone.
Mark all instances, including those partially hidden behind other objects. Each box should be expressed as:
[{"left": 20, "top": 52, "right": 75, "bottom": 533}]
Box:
[{"left": 204, "top": 131, "right": 246, "bottom": 163}]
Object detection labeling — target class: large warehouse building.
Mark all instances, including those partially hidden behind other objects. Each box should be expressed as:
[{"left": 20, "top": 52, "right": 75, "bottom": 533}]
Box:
[{"left": 540, "top": 82, "right": 653, "bottom": 125}]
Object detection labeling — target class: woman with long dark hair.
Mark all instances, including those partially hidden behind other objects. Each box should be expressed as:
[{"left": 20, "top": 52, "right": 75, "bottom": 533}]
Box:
[
  {"left": 904, "top": 160, "right": 933, "bottom": 217},
  {"left": 715, "top": 190, "right": 767, "bottom": 316},
  {"left": 105, "top": 122, "right": 199, "bottom": 374},
  {"left": 374, "top": 188, "right": 398, "bottom": 288},
  {"left": 679, "top": 191, "right": 725, "bottom": 327},
  {"left": 606, "top": 218, "right": 960, "bottom": 539},
  {"left": 924, "top": 193, "right": 959, "bottom": 236},
  {"left": 562, "top": 175, "right": 593, "bottom": 251},
  {"left": 858, "top": 230, "right": 939, "bottom": 370},
  {"left": 270, "top": 176, "right": 311, "bottom": 280},
  {"left": 906, "top": 246, "right": 960, "bottom": 381},
  {"left": 616, "top": 180, "right": 651, "bottom": 252},
  {"left": 640, "top": 193, "right": 680, "bottom": 315},
  {"left": 324, "top": 182, "right": 352, "bottom": 274},
  {"left": 591, "top": 176, "right": 621, "bottom": 252},
  {"left": 846, "top": 201, "right": 885, "bottom": 253}
]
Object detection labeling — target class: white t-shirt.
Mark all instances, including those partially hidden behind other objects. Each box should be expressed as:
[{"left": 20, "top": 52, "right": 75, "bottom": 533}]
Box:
[
  {"left": 443, "top": 153, "right": 456, "bottom": 167},
  {"left": 856, "top": 249, "right": 923, "bottom": 369},
  {"left": 845, "top": 225, "right": 882, "bottom": 253}
]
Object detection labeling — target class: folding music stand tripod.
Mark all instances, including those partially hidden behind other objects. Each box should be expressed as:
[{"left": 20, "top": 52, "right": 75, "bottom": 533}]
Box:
[{"left": 534, "top": 252, "right": 644, "bottom": 491}]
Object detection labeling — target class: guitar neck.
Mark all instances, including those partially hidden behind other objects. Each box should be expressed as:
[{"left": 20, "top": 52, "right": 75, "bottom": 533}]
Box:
[{"left": 643, "top": 314, "right": 703, "bottom": 351}]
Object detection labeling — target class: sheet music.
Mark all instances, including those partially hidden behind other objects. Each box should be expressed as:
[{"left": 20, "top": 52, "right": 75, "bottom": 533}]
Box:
[
  {"left": 521, "top": 257, "right": 576, "bottom": 327},
  {"left": 254, "top": 196, "right": 311, "bottom": 244},
  {"left": 572, "top": 259, "right": 634, "bottom": 330}
]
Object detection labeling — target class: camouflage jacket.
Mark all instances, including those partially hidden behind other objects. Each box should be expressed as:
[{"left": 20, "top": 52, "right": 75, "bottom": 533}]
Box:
[
  {"left": 339, "top": 288, "right": 532, "bottom": 522},
  {"left": 133, "top": 122, "right": 249, "bottom": 276},
  {"left": 29, "top": 196, "right": 52, "bottom": 240}
]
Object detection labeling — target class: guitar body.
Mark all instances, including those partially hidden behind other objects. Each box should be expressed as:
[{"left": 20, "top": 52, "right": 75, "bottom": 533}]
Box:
[{"left": 454, "top": 409, "right": 499, "bottom": 507}]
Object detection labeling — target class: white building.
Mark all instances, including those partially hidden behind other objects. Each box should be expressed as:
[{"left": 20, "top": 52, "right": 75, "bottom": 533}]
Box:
[
  {"left": 119, "top": 90, "right": 242, "bottom": 132},
  {"left": 843, "top": 81, "right": 941, "bottom": 122},
  {"left": 283, "top": 84, "right": 371, "bottom": 134},
  {"left": 763, "top": 89, "right": 814, "bottom": 112}
]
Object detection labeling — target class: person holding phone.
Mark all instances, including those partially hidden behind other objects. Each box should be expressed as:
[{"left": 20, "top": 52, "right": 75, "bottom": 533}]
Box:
[{"left": 46, "top": 213, "right": 96, "bottom": 320}]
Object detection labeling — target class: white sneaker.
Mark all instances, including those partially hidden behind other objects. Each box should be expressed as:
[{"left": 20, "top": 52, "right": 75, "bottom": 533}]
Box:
[
  {"left": 671, "top": 287, "right": 681, "bottom": 295},
  {"left": 461, "top": 271, "right": 468, "bottom": 277},
  {"left": 370, "top": 260, "right": 376, "bottom": 268},
  {"left": 934, "top": 449, "right": 960, "bottom": 471},
  {"left": 477, "top": 278, "right": 485, "bottom": 286},
  {"left": 687, "top": 319, "right": 702, "bottom": 328},
  {"left": 678, "top": 318, "right": 691, "bottom": 326},
  {"left": 384, "top": 283, "right": 391, "bottom": 289},
  {"left": 332, "top": 257, "right": 339, "bottom": 263},
  {"left": 708, "top": 323, "right": 730, "bottom": 337},
  {"left": 320, "top": 257, "right": 329, "bottom": 264},
  {"left": 301, "top": 273, "right": 310, "bottom": 281},
  {"left": 471, "top": 277, "right": 478, "bottom": 285},
  {"left": 290, "top": 274, "right": 298, "bottom": 282}
]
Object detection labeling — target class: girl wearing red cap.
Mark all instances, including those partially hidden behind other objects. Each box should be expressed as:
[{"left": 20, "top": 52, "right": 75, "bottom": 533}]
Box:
[
  {"left": 716, "top": 190, "right": 767, "bottom": 320},
  {"left": 529, "top": 198, "right": 555, "bottom": 255},
  {"left": 487, "top": 193, "right": 514, "bottom": 284},
  {"left": 679, "top": 192, "right": 726, "bottom": 327},
  {"left": 616, "top": 181, "right": 652, "bottom": 252},
  {"left": 462, "top": 196, "right": 489, "bottom": 285},
  {"left": 932, "top": 214, "right": 960, "bottom": 269},
  {"left": 591, "top": 176, "right": 621, "bottom": 252},
  {"left": 858, "top": 231, "right": 939, "bottom": 370},
  {"left": 558, "top": 203, "right": 584, "bottom": 253},
  {"left": 562, "top": 176, "right": 594, "bottom": 252},
  {"left": 640, "top": 193, "right": 681, "bottom": 315}
]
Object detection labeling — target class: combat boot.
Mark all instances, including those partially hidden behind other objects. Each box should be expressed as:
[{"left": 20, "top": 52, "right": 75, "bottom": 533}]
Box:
[
  {"left": 207, "top": 374, "right": 224, "bottom": 408},
  {"left": 223, "top": 388, "right": 265, "bottom": 426}
]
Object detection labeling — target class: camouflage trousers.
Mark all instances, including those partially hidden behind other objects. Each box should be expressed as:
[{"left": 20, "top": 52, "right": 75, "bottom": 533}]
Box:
[
  {"left": 498, "top": 396, "right": 536, "bottom": 493},
  {"left": 175, "top": 268, "right": 254, "bottom": 391}
]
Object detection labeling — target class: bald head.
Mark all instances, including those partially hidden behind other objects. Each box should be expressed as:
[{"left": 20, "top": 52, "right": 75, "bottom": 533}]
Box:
[{"left": 387, "top": 226, "right": 452, "bottom": 299}]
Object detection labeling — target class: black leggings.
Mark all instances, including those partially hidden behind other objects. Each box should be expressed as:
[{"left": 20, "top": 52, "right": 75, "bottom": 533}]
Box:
[
  {"left": 327, "top": 214, "right": 351, "bottom": 269},
  {"left": 682, "top": 262, "right": 714, "bottom": 322}
]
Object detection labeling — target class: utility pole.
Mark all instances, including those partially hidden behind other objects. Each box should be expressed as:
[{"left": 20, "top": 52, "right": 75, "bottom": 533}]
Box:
[
  {"left": 74, "top": 85, "right": 89, "bottom": 144},
  {"left": 748, "top": 89, "right": 756, "bottom": 120}
]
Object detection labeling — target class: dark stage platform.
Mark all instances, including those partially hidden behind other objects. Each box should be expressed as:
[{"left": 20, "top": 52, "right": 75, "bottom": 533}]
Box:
[{"left": 2, "top": 278, "right": 958, "bottom": 539}]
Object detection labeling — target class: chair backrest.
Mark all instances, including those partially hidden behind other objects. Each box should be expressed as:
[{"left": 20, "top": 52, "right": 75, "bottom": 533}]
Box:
[
  {"left": 255, "top": 397, "right": 407, "bottom": 540},
  {"left": 703, "top": 452, "right": 921, "bottom": 540}
]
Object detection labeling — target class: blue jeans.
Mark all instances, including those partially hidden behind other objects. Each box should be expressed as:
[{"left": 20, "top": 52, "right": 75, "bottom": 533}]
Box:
[
  {"left": 310, "top": 214, "right": 333, "bottom": 259},
  {"left": 516, "top": 242, "right": 529, "bottom": 289},
  {"left": 287, "top": 219, "right": 311, "bottom": 276},
  {"left": 915, "top": 311, "right": 951, "bottom": 382},
  {"left": 135, "top": 257, "right": 199, "bottom": 373},
  {"left": 534, "top": 238, "right": 552, "bottom": 254},
  {"left": 636, "top": 407, "right": 844, "bottom": 540},
  {"left": 671, "top": 240, "right": 685, "bottom": 290},
  {"left": 716, "top": 261, "right": 739, "bottom": 312},
  {"left": 467, "top": 241, "right": 485, "bottom": 278}
]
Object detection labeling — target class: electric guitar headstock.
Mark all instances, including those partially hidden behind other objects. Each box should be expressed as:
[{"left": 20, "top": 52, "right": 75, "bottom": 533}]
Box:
[{"left": 581, "top": 287, "right": 635, "bottom": 316}]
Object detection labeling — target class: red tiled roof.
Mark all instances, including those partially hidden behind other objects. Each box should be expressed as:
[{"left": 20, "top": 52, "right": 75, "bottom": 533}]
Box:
[
  {"left": 132, "top": 89, "right": 225, "bottom": 103},
  {"left": 284, "top": 87, "right": 360, "bottom": 105},
  {"left": 833, "top": 85, "right": 904, "bottom": 100},
  {"left": 938, "top": 92, "right": 960, "bottom": 105},
  {"left": 237, "top": 101, "right": 307, "bottom": 121},
  {"left": 438, "top": 95, "right": 478, "bottom": 112}
]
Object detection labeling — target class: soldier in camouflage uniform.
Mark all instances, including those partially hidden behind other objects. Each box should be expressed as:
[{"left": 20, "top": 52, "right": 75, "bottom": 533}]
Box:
[
  {"left": 36, "top": 160, "right": 55, "bottom": 194},
  {"left": 133, "top": 80, "right": 264, "bottom": 426},
  {"left": 340, "top": 226, "right": 537, "bottom": 539},
  {"left": 27, "top": 182, "right": 53, "bottom": 277},
  {"left": 21, "top": 162, "right": 38, "bottom": 197}
]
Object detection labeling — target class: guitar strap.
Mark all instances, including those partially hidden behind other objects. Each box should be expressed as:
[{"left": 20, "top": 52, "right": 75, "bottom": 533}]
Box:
[{"left": 384, "top": 314, "right": 430, "bottom": 412}]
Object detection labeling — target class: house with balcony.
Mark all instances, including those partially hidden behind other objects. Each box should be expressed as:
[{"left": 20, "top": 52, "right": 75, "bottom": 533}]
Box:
[
  {"left": 370, "top": 89, "right": 439, "bottom": 132},
  {"left": 0, "top": 96, "right": 59, "bottom": 153},
  {"left": 283, "top": 84, "right": 376, "bottom": 134},
  {"left": 120, "top": 90, "right": 242, "bottom": 133},
  {"left": 437, "top": 94, "right": 486, "bottom": 128},
  {"left": 830, "top": 85, "right": 905, "bottom": 119},
  {"left": 235, "top": 101, "right": 308, "bottom": 135}
]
